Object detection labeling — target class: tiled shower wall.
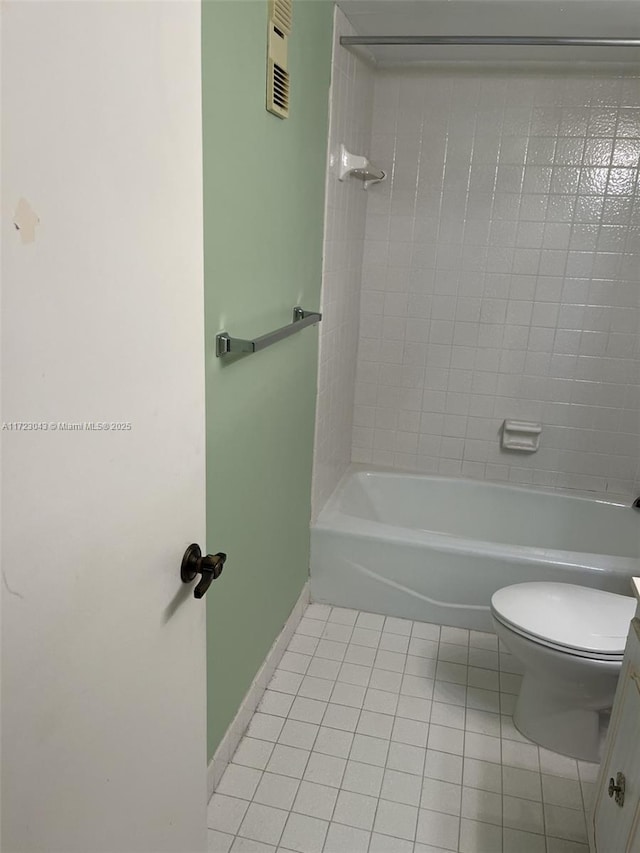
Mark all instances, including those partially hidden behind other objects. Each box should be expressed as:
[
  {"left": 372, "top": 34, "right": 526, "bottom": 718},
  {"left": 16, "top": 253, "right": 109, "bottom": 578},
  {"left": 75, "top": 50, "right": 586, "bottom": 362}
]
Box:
[
  {"left": 312, "top": 10, "right": 374, "bottom": 519},
  {"left": 352, "top": 66, "right": 640, "bottom": 501}
]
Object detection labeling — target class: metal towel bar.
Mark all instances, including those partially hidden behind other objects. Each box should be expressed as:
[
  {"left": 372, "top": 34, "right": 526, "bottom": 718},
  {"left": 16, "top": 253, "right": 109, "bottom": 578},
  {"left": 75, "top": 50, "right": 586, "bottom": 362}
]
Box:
[{"left": 216, "top": 306, "right": 322, "bottom": 358}]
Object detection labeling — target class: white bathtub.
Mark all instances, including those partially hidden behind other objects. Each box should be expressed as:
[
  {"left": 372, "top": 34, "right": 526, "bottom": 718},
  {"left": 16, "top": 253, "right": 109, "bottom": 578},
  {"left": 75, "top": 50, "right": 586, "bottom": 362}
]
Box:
[{"left": 310, "top": 469, "right": 640, "bottom": 632}]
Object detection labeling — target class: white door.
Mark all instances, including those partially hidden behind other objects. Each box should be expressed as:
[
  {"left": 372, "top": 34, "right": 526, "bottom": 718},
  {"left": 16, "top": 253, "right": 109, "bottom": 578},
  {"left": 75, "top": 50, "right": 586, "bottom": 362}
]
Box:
[
  {"left": 1, "top": 2, "right": 207, "bottom": 851},
  {"left": 592, "top": 620, "right": 640, "bottom": 852}
]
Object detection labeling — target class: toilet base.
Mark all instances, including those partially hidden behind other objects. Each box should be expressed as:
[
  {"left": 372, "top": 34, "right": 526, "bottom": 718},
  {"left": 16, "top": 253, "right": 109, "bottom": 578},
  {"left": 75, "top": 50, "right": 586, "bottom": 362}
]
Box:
[{"left": 514, "top": 673, "right": 602, "bottom": 762}]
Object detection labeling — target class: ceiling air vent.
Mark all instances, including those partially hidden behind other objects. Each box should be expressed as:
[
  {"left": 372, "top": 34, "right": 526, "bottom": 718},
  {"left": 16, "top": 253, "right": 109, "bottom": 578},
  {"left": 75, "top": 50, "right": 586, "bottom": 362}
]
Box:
[{"left": 266, "top": 2, "right": 291, "bottom": 119}]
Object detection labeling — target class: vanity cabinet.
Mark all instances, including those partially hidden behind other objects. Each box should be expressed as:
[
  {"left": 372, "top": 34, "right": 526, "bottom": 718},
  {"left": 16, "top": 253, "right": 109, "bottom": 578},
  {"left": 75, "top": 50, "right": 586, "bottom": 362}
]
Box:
[{"left": 591, "top": 616, "right": 640, "bottom": 852}]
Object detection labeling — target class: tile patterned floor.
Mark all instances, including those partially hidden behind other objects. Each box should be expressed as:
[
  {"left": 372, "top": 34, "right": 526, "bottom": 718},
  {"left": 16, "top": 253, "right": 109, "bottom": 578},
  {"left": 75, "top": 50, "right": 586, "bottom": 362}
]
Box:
[{"left": 208, "top": 604, "right": 599, "bottom": 853}]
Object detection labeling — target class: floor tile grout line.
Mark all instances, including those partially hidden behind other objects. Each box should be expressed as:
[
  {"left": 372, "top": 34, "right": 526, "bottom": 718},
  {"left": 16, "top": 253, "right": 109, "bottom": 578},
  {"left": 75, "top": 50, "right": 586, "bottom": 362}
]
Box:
[
  {"left": 290, "top": 625, "right": 520, "bottom": 686},
  {"left": 416, "top": 690, "right": 435, "bottom": 850},
  {"left": 266, "top": 674, "right": 581, "bottom": 773},
  {"left": 216, "top": 604, "right": 593, "bottom": 852},
  {"left": 457, "top": 697, "right": 469, "bottom": 851},
  {"left": 216, "top": 785, "right": 587, "bottom": 850},
  {"left": 272, "top": 690, "right": 330, "bottom": 852},
  {"left": 342, "top": 621, "right": 424, "bottom": 847},
  {"left": 360, "top": 765, "right": 380, "bottom": 853}
]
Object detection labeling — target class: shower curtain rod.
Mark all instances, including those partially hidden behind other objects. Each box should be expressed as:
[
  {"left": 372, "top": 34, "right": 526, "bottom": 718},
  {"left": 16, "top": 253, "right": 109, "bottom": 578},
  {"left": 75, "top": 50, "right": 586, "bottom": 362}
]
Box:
[{"left": 340, "top": 35, "right": 640, "bottom": 47}]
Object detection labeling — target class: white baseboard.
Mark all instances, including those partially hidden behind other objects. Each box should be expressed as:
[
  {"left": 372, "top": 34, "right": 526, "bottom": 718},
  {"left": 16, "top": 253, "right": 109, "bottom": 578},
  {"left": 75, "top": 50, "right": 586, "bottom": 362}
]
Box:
[{"left": 207, "top": 580, "right": 310, "bottom": 799}]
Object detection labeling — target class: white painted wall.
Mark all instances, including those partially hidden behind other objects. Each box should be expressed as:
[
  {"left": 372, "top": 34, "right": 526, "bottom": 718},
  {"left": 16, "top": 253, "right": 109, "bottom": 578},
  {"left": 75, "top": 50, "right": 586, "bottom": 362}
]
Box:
[{"left": 2, "top": 2, "right": 207, "bottom": 850}]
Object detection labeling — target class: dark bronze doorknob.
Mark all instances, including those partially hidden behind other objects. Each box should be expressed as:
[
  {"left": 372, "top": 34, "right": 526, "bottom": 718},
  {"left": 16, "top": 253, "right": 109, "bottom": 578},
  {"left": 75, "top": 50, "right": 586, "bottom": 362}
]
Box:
[
  {"left": 181, "top": 544, "right": 227, "bottom": 598},
  {"left": 608, "top": 772, "right": 626, "bottom": 807}
]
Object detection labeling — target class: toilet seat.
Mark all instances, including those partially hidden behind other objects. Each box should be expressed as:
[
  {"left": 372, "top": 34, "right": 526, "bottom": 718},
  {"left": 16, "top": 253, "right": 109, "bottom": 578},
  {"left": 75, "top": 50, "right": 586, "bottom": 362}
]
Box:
[
  {"left": 492, "top": 612, "right": 625, "bottom": 661},
  {"left": 491, "top": 582, "right": 635, "bottom": 661}
]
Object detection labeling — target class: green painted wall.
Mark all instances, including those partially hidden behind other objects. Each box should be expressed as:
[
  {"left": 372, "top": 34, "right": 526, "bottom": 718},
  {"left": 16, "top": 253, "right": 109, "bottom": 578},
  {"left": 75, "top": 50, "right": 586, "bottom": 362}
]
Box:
[{"left": 202, "top": 0, "right": 334, "bottom": 759}]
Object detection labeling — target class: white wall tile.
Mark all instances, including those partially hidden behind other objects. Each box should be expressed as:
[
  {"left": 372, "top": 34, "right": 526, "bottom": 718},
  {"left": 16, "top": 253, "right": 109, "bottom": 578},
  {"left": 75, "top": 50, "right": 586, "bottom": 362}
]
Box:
[
  {"left": 311, "top": 8, "right": 375, "bottom": 518},
  {"left": 351, "top": 65, "right": 640, "bottom": 501}
]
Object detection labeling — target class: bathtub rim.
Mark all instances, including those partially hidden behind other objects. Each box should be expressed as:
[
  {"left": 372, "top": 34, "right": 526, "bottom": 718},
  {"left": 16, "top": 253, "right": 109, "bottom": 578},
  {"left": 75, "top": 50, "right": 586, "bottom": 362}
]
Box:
[
  {"left": 326, "top": 464, "right": 631, "bottom": 512},
  {"left": 313, "top": 464, "right": 639, "bottom": 575}
]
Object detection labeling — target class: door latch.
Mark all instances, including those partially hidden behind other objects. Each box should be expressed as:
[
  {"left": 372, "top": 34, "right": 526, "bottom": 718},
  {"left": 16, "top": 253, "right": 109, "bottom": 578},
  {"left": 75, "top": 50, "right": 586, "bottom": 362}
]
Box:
[
  {"left": 608, "top": 772, "right": 626, "bottom": 807},
  {"left": 180, "top": 544, "right": 227, "bottom": 598}
]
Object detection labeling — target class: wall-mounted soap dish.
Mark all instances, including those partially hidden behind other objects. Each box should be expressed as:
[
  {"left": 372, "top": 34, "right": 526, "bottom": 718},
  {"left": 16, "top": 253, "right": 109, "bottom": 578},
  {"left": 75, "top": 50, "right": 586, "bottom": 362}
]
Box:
[
  {"left": 501, "top": 420, "right": 542, "bottom": 452},
  {"left": 338, "top": 144, "right": 386, "bottom": 189}
]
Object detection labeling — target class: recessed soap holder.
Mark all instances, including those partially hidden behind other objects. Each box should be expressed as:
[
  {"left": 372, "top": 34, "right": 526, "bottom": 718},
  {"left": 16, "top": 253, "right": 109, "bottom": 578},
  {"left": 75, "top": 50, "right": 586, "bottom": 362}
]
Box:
[{"left": 501, "top": 420, "right": 542, "bottom": 453}]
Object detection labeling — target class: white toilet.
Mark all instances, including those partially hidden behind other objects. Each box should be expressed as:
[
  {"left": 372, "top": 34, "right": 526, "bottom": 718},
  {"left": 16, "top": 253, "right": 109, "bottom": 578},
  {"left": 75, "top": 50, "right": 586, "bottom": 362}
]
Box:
[{"left": 491, "top": 582, "right": 636, "bottom": 762}]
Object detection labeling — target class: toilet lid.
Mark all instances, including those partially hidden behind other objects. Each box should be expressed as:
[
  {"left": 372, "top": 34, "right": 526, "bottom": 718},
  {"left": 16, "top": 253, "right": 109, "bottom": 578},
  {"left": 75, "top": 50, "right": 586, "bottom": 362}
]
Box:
[{"left": 491, "top": 582, "right": 636, "bottom": 657}]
